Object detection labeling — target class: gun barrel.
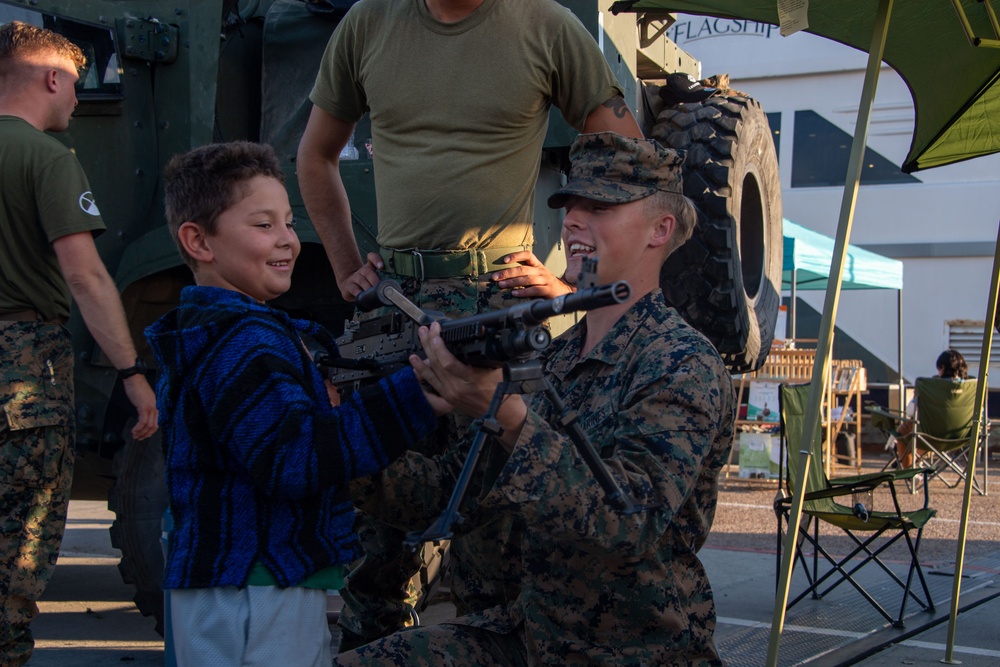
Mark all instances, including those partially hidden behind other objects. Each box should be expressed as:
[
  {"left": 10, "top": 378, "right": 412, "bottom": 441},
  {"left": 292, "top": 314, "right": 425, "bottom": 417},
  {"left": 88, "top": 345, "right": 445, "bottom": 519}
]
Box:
[
  {"left": 439, "top": 280, "right": 631, "bottom": 336},
  {"left": 524, "top": 281, "right": 631, "bottom": 324}
]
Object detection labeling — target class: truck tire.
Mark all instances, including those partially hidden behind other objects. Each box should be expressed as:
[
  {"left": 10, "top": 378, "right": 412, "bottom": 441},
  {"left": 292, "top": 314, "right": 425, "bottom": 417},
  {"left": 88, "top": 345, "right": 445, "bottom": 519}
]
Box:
[
  {"left": 651, "top": 94, "right": 782, "bottom": 374},
  {"left": 108, "top": 429, "right": 167, "bottom": 636}
]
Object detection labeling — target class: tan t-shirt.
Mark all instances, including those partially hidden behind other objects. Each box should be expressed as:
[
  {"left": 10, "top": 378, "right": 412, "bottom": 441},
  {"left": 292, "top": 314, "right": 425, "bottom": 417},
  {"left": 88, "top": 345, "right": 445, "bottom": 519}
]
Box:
[{"left": 310, "top": 0, "right": 622, "bottom": 251}]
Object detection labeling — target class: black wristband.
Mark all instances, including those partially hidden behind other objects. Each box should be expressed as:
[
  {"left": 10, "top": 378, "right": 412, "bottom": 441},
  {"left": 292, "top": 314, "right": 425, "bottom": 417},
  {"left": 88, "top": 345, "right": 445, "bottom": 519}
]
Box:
[{"left": 118, "top": 357, "right": 147, "bottom": 379}]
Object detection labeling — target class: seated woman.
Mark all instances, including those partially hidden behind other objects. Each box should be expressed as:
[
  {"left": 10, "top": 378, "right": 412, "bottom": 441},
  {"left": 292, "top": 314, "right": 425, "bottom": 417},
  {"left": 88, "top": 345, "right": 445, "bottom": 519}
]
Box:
[{"left": 891, "top": 349, "right": 969, "bottom": 467}]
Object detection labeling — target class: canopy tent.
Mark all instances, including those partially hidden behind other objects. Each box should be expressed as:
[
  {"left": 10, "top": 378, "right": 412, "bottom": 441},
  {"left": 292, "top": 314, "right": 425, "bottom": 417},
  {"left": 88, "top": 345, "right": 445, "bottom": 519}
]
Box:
[
  {"left": 783, "top": 219, "right": 905, "bottom": 396},
  {"left": 783, "top": 219, "right": 903, "bottom": 292},
  {"left": 612, "top": 0, "right": 1000, "bottom": 173}
]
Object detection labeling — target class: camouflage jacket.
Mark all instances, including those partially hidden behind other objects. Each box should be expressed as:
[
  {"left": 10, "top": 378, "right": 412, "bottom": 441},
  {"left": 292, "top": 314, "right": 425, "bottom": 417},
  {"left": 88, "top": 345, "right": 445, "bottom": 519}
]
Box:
[{"left": 361, "top": 290, "right": 735, "bottom": 666}]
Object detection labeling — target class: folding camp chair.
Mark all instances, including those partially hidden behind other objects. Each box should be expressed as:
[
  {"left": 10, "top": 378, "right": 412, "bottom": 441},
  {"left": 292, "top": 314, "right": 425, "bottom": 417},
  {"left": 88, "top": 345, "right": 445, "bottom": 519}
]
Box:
[
  {"left": 869, "top": 377, "right": 987, "bottom": 495},
  {"left": 910, "top": 377, "right": 986, "bottom": 494},
  {"left": 774, "top": 383, "right": 936, "bottom": 627},
  {"left": 865, "top": 401, "right": 907, "bottom": 473}
]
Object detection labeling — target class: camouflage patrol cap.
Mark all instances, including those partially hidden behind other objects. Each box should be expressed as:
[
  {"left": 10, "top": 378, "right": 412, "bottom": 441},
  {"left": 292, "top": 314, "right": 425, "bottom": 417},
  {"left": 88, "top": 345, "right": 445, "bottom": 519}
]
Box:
[{"left": 547, "top": 132, "right": 685, "bottom": 209}]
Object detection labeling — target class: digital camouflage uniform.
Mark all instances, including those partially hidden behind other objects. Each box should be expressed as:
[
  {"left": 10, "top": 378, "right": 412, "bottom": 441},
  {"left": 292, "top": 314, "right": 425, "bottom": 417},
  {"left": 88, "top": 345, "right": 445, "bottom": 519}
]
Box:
[
  {"left": 338, "top": 289, "right": 736, "bottom": 666},
  {"left": 339, "top": 272, "right": 524, "bottom": 647},
  {"left": 0, "top": 322, "right": 74, "bottom": 667}
]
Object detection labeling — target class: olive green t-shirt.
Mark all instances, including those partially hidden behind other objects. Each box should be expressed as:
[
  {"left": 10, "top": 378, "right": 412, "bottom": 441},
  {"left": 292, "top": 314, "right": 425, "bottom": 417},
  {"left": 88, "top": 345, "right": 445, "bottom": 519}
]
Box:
[
  {"left": 0, "top": 116, "right": 106, "bottom": 321},
  {"left": 310, "top": 0, "right": 622, "bottom": 251}
]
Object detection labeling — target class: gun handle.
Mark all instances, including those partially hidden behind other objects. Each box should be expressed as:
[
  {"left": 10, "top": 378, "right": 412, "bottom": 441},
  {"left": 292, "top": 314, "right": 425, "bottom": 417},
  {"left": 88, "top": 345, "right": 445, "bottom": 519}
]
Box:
[{"left": 355, "top": 279, "right": 404, "bottom": 312}]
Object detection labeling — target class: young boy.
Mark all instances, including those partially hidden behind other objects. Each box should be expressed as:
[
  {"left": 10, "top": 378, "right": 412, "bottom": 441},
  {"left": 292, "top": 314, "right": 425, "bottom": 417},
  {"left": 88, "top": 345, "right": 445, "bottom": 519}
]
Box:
[{"left": 146, "top": 141, "right": 440, "bottom": 666}]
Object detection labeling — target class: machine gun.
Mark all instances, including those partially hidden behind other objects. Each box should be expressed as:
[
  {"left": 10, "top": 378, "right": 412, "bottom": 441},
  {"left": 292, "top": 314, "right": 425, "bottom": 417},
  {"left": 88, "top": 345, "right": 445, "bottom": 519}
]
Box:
[
  {"left": 319, "top": 259, "right": 655, "bottom": 546},
  {"left": 319, "top": 259, "right": 630, "bottom": 392}
]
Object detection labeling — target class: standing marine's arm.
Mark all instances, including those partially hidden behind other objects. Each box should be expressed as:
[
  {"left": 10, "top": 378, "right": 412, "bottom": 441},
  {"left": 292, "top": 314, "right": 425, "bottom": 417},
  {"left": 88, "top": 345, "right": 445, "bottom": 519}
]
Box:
[
  {"left": 52, "top": 232, "right": 158, "bottom": 440},
  {"left": 298, "top": 106, "right": 382, "bottom": 301},
  {"left": 583, "top": 95, "right": 643, "bottom": 138},
  {"left": 549, "top": 9, "right": 642, "bottom": 139}
]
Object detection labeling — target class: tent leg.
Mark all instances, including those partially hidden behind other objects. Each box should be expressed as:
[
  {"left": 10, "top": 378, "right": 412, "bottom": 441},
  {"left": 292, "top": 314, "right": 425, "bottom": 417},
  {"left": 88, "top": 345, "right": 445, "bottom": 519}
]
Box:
[
  {"left": 790, "top": 270, "right": 798, "bottom": 341},
  {"left": 898, "top": 288, "right": 904, "bottom": 419},
  {"left": 943, "top": 217, "right": 1000, "bottom": 662},
  {"left": 765, "top": 0, "right": 895, "bottom": 664}
]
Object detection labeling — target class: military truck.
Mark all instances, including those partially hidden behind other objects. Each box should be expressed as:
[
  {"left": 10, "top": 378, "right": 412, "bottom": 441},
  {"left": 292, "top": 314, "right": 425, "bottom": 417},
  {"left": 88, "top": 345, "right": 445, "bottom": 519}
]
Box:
[{"left": 0, "top": 0, "right": 781, "bottom": 633}]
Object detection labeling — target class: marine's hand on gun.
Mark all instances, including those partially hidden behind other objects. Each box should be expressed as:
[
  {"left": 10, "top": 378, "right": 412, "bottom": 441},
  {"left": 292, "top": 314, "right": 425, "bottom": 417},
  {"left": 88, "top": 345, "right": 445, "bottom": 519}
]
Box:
[
  {"left": 342, "top": 251, "right": 384, "bottom": 301},
  {"left": 408, "top": 337, "right": 455, "bottom": 418},
  {"left": 491, "top": 250, "right": 574, "bottom": 299}
]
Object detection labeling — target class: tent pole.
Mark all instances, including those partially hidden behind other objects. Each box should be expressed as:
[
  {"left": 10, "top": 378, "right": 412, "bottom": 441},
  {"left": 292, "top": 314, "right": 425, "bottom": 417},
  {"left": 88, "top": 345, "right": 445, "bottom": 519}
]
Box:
[
  {"left": 765, "top": 1, "right": 893, "bottom": 664},
  {"left": 943, "top": 218, "right": 1000, "bottom": 662},
  {"left": 898, "top": 288, "right": 904, "bottom": 415},
  {"left": 790, "top": 269, "right": 798, "bottom": 341}
]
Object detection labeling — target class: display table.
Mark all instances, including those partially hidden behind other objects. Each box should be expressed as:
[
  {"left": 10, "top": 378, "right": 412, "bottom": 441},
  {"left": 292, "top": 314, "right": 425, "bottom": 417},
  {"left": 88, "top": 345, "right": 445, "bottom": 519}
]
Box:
[{"left": 729, "top": 344, "right": 867, "bottom": 482}]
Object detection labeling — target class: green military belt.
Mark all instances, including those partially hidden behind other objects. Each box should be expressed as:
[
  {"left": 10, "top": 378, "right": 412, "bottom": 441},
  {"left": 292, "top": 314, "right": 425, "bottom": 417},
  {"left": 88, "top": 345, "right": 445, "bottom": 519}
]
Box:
[
  {"left": 0, "top": 309, "right": 42, "bottom": 322},
  {"left": 379, "top": 246, "right": 528, "bottom": 279},
  {"left": 0, "top": 309, "right": 66, "bottom": 325}
]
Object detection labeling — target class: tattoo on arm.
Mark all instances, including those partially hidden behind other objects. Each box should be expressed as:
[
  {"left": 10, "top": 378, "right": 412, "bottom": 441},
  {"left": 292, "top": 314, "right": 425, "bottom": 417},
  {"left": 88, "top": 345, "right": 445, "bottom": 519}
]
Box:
[{"left": 602, "top": 96, "right": 630, "bottom": 120}]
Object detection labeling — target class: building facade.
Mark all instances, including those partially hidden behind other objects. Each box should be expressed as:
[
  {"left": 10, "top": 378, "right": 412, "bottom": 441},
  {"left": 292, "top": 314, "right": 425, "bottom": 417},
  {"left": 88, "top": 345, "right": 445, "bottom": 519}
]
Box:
[{"left": 669, "top": 14, "right": 1000, "bottom": 387}]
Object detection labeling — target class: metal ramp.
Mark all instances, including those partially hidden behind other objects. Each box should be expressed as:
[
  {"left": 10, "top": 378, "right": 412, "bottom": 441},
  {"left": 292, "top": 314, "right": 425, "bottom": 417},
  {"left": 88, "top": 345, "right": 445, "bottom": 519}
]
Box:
[{"left": 716, "top": 555, "right": 1000, "bottom": 666}]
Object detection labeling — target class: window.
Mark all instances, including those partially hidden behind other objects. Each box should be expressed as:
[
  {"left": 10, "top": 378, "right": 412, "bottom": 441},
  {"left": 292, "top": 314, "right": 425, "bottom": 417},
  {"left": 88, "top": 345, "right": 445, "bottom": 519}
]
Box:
[
  {"left": 946, "top": 321, "right": 1000, "bottom": 373},
  {"left": 0, "top": 5, "right": 123, "bottom": 100},
  {"left": 766, "top": 112, "right": 781, "bottom": 163},
  {"left": 791, "top": 110, "right": 918, "bottom": 187}
]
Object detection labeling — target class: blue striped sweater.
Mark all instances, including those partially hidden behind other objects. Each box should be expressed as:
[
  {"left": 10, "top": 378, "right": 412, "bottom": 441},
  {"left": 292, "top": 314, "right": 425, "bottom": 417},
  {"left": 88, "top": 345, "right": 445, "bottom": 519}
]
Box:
[{"left": 145, "top": 286, "right": 436, "bottom": 589}]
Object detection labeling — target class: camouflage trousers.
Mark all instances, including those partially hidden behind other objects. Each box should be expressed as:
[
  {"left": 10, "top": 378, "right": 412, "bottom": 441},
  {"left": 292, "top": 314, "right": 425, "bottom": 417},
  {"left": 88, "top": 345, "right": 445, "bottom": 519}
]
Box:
[
  {"left": 333, "top": 621, "right": 529, "bottom": 667},
  {"left": 338, "top": 274, "right": 518, "bottom": 650},
  {"left": 0, "top": 322, "right": 75, "bottom": 667}
]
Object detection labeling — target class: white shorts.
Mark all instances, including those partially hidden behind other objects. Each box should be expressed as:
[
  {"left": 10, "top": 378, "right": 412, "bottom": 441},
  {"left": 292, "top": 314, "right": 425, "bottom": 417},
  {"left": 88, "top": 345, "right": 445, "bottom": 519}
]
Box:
[{"left": 170, "top": 585, "right": 332, "bottom": 667}]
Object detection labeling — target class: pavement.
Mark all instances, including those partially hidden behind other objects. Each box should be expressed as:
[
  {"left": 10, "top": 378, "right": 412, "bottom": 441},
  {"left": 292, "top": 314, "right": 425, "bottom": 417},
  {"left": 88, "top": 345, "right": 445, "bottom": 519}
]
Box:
[
  {"left": 27, "top": 460, "right": 1000, "bottom": 665},
  {"left": 29, "top": 502, "right": 163, "bottom": 666}
]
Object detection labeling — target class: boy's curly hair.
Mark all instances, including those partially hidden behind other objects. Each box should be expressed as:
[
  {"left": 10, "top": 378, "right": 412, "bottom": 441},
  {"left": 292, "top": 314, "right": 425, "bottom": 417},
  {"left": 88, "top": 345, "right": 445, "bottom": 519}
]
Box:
[{"left": 164, "top": 141, "right": 286, "bottom": 268}]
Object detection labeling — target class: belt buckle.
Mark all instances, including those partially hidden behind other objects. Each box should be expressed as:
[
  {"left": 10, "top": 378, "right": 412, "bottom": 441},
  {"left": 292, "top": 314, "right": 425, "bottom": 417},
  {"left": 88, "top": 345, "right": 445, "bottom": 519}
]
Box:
[{"left": 411, "top": 250, "right": 425, "bottom": 281}]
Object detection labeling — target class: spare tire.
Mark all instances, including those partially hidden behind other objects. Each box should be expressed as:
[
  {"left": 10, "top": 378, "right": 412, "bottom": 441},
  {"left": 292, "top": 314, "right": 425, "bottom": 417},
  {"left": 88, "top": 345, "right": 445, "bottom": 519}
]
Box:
[
  {"left": 651, "top": 94, "right": 782, "bottom": 374},
  {"left": 108, "top": 429, "right": 167, "bottom": 636}
]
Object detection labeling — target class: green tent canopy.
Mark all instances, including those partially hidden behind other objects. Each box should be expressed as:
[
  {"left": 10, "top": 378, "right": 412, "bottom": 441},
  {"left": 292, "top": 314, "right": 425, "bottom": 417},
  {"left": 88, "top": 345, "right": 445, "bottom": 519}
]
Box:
[
  {"left": 612, "top": 0, "right": 1000, "bottom": 172},
  {"left": 784, "top": 219, "right": 903, "bottom": 291}
]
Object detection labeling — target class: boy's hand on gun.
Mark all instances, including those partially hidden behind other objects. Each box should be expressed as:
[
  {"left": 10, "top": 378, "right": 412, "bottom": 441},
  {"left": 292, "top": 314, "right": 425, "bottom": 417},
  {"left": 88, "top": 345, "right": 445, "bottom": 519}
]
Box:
[
  {"left": 324, "top": 379, "right": 341, "bottom": 407},
  {"left": 409, "top": 321, "right": 526, "bottom": 449}
]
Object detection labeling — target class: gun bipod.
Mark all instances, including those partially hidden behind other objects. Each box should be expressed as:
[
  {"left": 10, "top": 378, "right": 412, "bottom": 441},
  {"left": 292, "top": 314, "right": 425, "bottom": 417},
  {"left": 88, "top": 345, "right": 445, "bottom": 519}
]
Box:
[{"left": 404, "top": 357, "right": 656, "bottom": 552}]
